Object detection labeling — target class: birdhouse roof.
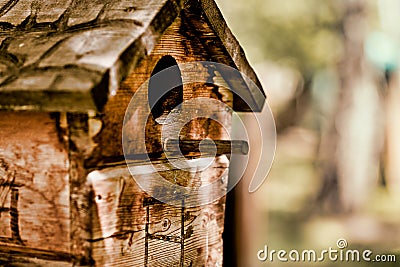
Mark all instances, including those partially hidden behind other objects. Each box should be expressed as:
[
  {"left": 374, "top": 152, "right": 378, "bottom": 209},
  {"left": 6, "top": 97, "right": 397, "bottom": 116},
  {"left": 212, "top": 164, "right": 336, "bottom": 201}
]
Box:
[{"left": 0, "top": 0, "right": 265, "bottom": 112}]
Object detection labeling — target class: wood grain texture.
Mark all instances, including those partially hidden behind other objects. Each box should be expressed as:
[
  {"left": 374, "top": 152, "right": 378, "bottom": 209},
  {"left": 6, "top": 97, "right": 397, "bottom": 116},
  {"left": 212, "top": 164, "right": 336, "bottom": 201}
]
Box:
[
  {"left": 0, "top": 0, "right": 32, "bottom": 26},
  {"left": 164, "top": 139, "right": 249, "bottom": 156},
  {"left": 36, "top": 0, "right": 73, "bottom": 24},
  {"left": 67, "top": 112, "right": 103, "bottom": 266},
  {"left": 88, "top": 157, "right": 228, "bottom": 267},
  {"left": 0, "top": 0, "right": 265, "bottom": 113},
  {"left": 0, "top": 244, "right": 72, "bottom": 266},
  {"left": 65, "top": 0, "right": 105, "bottom": 27},
  {"left": 0, "top": 111, "right": 71, "bottom": 260}
]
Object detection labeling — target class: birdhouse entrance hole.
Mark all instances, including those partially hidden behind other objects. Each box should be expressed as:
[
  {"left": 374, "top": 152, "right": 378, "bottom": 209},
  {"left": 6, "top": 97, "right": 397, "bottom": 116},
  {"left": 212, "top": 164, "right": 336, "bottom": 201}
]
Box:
[{"left": 148, "top": 55, "right": 183, "bottom": 123}]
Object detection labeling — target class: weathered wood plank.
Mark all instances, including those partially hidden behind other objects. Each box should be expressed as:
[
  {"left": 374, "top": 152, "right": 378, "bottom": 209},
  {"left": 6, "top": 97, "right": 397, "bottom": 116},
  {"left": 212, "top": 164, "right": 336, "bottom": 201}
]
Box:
[
  {"left": 36, "top": 0, "right": 73, "bottom": 24},
  {"left": 0, "top": 0, "right": 31, "bottom": 26},
  {"left": 88, "top": 157, "right": 228, "bottom": 266},
  {"left": 0, "top": 244, "right": 72, "bottom": 263},
  {"left": 66, "top": 0, "right": 105, "bottom": 27},
  {"left": 0, "top": 68, "right": 104, "bottom": 112},
  {"left": 0, "top": 0, "right": 19, "bottom": 18},
  {"left": 98, "top": 0, "right": 163, "bottom": 24},
  {"left": 0, "top": 111, "right": 70, "bottom": 258},
  {"left": 7, "top": 33, "right": 67, "bottom": 68},
  {"left": 38, "top": 26, "right": 141, "bottom": 71},
  {"left": 67, "top": 112, "right": 103, "bottom": 266},
  {"left": 0, "top": 251, "right": 72, "bottom": 267}
]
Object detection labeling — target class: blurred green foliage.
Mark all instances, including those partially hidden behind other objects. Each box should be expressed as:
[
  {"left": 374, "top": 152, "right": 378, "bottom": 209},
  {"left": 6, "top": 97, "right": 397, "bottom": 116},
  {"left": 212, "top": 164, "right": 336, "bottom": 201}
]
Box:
[{"left": 216, "top": 0, "right": 345, "bottom": 76}]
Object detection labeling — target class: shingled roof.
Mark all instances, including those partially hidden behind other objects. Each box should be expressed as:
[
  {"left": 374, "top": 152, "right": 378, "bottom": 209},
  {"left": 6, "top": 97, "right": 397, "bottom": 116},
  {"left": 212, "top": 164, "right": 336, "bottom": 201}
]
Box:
[{"left": 0, "top": 0, "right": 265, "bottom": 112}]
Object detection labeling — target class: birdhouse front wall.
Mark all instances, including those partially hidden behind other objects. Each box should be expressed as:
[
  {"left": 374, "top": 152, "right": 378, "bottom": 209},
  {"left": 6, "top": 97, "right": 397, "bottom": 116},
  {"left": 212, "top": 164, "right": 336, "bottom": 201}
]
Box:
[{"left": 87, "top": 14, "right": 235, "bottom": 266}]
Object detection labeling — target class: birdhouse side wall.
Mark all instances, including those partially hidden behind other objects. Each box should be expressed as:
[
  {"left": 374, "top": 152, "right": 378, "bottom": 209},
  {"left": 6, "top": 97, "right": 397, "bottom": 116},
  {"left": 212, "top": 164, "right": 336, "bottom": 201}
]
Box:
[{"left": 0, "top": 111, "right": 71, "bottom": 264}]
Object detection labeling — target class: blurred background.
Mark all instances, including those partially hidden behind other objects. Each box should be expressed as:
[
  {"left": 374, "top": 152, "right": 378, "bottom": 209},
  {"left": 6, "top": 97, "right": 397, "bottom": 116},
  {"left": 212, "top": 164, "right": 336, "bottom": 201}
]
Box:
[{"left": 216, "top": 0, "right": 400, "bottom": 266}]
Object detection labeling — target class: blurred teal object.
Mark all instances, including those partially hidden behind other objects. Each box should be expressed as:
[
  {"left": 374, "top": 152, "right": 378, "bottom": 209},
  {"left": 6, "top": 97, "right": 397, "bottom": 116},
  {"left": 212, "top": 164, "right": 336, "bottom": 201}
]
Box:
[{"left": 365, "top": 31, "right": 399, "bottom": 71}]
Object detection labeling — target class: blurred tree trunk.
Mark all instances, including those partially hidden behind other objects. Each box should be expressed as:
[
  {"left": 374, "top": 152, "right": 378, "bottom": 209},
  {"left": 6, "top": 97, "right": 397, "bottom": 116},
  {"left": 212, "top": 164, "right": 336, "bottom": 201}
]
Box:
[
  {"left": 275, "top": 77, "right": 313, "bottom": 133},
  {"left": 385, "top": 71, "right": 400, "bottom": 196},
  {"left": 316, "top": 0, "right": 382, "bottom": 213}
]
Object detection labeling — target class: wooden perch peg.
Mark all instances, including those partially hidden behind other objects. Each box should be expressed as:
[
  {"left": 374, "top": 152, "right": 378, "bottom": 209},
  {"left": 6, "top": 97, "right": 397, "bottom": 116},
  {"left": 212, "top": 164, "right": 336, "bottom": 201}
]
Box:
[{"left": 163, "top": 139, "right": 249, "bottom": 156}]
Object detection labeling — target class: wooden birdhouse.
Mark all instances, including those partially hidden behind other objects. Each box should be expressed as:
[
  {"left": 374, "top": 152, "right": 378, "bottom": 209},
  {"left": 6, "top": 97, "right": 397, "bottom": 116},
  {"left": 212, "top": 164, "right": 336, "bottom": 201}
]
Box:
[{"left": 0, "top": 0, "right": 265, "bottom": 266}]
